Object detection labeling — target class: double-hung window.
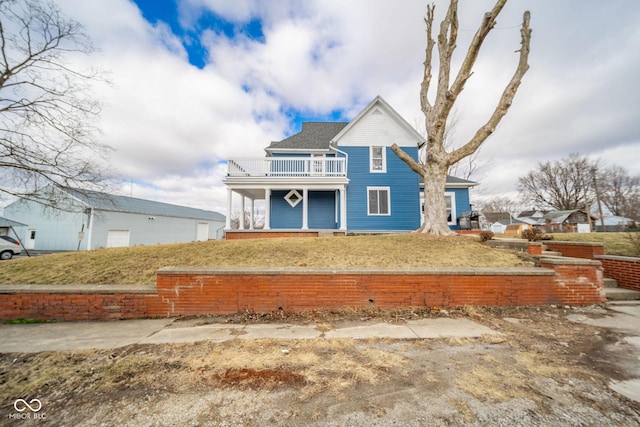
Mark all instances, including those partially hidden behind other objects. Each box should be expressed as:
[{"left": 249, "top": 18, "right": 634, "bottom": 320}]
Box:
[
  {"left": 370, "top": 146, "right": 386, "bottom": 173},
  {"left": 368, "top": 187, "right": 390, "bottom": 215}
]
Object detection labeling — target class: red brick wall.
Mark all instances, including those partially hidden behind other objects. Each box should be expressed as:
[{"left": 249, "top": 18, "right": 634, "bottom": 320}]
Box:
[
  {"left": 528, "top": 243, "right": 543, "bottom": 255},
  {"left": 154, "top": 263, "right": 604, "bottom": 317},
  {"left": 225, "top": 231, "right": 320, "bottom": 239},
  {"left": 595, "top": 255, "right": 640, "bottom": 291},
  {"left": 539, "top": 259, "right": 605, "bottom": 305},
  {"left": 545, "top": 241, "right": 605, "bottom": 259},
  {"left": 0, "top": 291, "right": 161, "bottom": 322},
  {"left": 0, "top": 261, "right": 605, "bottom": 322}
]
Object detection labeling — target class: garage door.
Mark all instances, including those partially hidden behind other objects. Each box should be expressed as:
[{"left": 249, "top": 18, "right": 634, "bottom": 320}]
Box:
[
  {"left": 196, "top": 223, "right": 209, "bottom": 241},
  {"left": 106, "top": 230, "right": 130, "bottom": 248}
]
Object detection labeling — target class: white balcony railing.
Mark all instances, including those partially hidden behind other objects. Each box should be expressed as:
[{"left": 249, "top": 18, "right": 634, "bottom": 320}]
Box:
[{"left": 227, "top": 157, "right": 347, "bottom": 178}]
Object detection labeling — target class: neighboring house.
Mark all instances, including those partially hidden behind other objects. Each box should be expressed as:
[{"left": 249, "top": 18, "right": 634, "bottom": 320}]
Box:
[
  {"left": 542, "top": 210, "right": 593, "bottom": 233},
  {"left": 594, "top": 215, "right": 636, "bottom": 232},
  {"left": 223, "top": 96, "right": 477, "bottom": 234},
  {"left": 4, "top": 186, "right": 225, "bottom": 250},
  {"left": 482, "top": 212, "right": 525, "bottom": 234}
]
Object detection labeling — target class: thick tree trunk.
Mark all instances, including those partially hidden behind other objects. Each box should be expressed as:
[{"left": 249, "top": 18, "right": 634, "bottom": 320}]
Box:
[
  {"left": 390, "top": 143, "right": 455, "bottom": 235},
  {"left": 420, "top": 163, "right": 455, "bottom": 235}
]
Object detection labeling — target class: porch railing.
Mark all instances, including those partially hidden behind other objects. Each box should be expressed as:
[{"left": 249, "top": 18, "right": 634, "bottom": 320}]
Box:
[{"left": 227, "top": 157, "right": 346, "bottom": 178}]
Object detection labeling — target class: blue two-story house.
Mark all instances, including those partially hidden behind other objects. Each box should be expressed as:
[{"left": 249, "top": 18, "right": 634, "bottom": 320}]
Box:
[{"left": 223, "top": 96, "right": 476, "bottom": 235}]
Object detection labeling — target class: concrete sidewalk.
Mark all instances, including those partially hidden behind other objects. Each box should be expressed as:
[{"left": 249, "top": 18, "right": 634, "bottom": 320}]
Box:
[{"left": 0, "top": 317, "right": 500, "bottom": 353}]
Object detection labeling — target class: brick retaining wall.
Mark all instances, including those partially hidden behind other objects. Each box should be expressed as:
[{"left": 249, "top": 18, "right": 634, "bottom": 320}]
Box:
[
  {"left": 0, "top": 259, "right": 605, "bottom": 322},
  {"left": 0, "top": 285, "right": 160, "bottom": 322},
  {"left": 595, "top": 255, "right": 640, "bottom": 291},
  {"left": 544, "top": 241, "right": 605, "bottom": 259},
  {"left": 225, "top": 231, "right": 346, "bottom": 239}
]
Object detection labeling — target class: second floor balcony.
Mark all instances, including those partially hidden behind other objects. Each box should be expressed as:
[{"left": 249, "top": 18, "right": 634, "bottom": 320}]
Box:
[{"left": 226, "top": 157, "right": 347, "bottom": 179}]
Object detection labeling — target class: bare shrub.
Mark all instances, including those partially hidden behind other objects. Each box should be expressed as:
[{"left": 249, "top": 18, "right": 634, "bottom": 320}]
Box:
[
  {"left": 522, "top": 228, "right": 543, "bottom": 242},
  {"left": 479, "top": 231, "right": 494, "bottom": 243}
]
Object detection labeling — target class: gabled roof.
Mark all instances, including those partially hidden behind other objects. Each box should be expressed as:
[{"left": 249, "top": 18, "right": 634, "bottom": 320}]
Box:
[
  {"left": 64, "top": 188, "right": 225, "bottom": 221},
  {"left": 483, "top": 212, "right": 514, "bottom": 223},
  {"left": 543, "top": 209, "right": 593, "bottom": 224},
  {"left": 266, "top": 122, "right": 348, "bottom": 153},
  {"left": 518, "top": 210, "right": 548, "bottom": 218},
  {"left": 332, "top": 96, "right": 426, "bottom": 147}
]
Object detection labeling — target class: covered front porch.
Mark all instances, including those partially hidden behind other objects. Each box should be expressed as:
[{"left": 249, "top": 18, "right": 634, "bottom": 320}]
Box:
[
  {"left": 223, "top": 157, "right": 349, "bottom": 233},
  {"left": 224, "top": 185, "right": 348, "bottom": 232}
]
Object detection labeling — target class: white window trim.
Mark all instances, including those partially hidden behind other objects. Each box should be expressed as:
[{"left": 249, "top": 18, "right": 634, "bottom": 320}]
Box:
[
  {"left": 419, "top": 192, "right": 457, "bottom": 226},
  {"left": 367, "top": 186, "right": 391, "bottom": 216},
  {"left": 369, "top": 146, "right": 386, "bottom": 173},
  {"left": 445, "top": 191, "right": 456, "bottom": 226},
  {"left": 284, "top": 189, "right": 303, "bottom": 208}
]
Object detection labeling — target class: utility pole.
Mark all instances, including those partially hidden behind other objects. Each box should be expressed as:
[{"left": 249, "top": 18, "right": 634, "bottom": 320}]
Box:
[{"left": 591, "top": 167, "right": 606, "bottom": 232}]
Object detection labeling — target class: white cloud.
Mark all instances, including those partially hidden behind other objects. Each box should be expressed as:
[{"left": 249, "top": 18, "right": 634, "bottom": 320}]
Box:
[{"left": 39, "top": 0, "right": 640, "bottom": 216}]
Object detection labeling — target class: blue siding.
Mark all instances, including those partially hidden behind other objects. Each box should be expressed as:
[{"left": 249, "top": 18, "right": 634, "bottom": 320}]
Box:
[
  {"left": 270, "top": 190, "right": 337, "bottom": 229},
  {"left": 342, "top": 146, "right": 420, "bottom": 231},
  {"left": 271, "top": 190, "right": 302, "bottom": 229},
  {"left": 309, "top": 191, "right": 337, "bottom": 229},
  {"left": 447, "top": 187, "right": 472, "bottom": 230}
]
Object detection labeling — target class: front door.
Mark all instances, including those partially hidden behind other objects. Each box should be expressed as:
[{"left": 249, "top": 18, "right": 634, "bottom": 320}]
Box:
[{"left": 25, "top": 229, "right": 36, "bottom": 250}]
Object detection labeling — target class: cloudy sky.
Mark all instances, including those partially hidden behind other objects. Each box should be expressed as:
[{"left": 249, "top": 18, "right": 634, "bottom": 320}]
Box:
[{"left": 50, "top": 0, "right": 640, "bottom": 214}]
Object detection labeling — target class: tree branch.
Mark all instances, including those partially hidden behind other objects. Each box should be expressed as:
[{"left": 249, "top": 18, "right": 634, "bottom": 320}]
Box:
[
  {"left": 449, "top": 9, "right": 531, "bottom": 165},
  {"left": 390, "top": 144, "right": 424, "bottom": 176}
]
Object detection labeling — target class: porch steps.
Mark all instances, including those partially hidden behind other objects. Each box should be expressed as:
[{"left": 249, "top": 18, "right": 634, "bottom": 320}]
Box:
[
  {"left": 603, "top": 277, "right": 640, "bottom": 301},
  {"left": 541, "top": 243, "right": 563, "bottom": 257},
  {"left": 541, "top": 250, "right": 563, "bottom": 257}
]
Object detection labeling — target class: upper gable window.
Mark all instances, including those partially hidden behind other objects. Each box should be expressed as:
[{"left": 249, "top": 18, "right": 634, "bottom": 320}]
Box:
[{"left": 370, "top": 146, "right": 386, "bottom": 173}]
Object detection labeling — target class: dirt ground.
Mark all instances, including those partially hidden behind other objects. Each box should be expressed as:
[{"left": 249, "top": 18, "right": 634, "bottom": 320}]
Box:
[{"left": 1, "top": 305, "right": 640, "bottom": 426}]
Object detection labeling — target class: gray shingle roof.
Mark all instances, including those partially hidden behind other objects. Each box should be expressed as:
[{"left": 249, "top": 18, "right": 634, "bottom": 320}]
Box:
[
  {"left": 419, "top": 176, "right": 478, "bottom": 188},
  {"left": 267, "top": 122, "right": 348, "bottom": 151},
  {"left": 65, "top": 188, "right": 225, "bottom": 221},
  {"left": 445, "top": 176, "right": 478, "bottom": 186}
]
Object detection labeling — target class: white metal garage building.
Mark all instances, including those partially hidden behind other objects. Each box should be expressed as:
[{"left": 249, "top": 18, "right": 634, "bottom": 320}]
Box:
[{"left": 3, "top": 186, "right": 225, "bottom": 251}]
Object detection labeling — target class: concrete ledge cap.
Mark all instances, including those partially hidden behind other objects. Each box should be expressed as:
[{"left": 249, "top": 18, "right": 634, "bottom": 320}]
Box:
[
  {"left": 548, "top": 240, "right": 604, "bottom": 247},
  {"left": 157, "top": 266, "right": 553, "bottom": 276},
  {"left": 0, "top": 284, "right": 157, "bottom": 294},
  {"left": 539, "top": 257, "right": 601, "bottom": 266},
  {"left": 595, "top": 254, "right": 640, "bottom": 263}
]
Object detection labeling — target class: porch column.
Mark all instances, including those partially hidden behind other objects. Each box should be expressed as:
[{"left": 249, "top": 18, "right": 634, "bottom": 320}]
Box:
[
  {"left": 226, "top": 189, "right": 232, "bottom": 229},
  {"left": 339, "top": 186, "right": 347, "bottom": 231},
  {"left": 264, "top": 188, "right": 271, "bottom": 230},
  {"left": 249, "top": 198, "right": 255, "bottom": 230},
  {"left": 302, "top": 188, "right": 309, "bottom": 230},
  {"left": 239, "top": 196, "right": 245, "bottom": 230}
]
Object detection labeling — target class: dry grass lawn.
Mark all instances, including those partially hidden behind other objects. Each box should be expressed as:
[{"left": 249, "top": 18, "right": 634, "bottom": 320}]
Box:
[
  {"left": 549, "top": 232, "right": 639, "bottom": 257},
  {"left": 0, "top": 234, "right": 534, "bottom": 285}
]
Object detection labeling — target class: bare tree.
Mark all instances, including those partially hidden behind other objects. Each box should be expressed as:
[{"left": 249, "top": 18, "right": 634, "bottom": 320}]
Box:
[
  {"left": 517, "top": 153, "right": 598, "bottom": 211},
  {"left": 599, "top": 165, "right": 640, "bottom": 219},
  {"left": 391, "top": 0, "right": 531, "bottom": 234},
  {"left": 480, "top": 196, "right": 520, "bottom": 219},
  {"left": 229, "top": 209, "right": 264, "bottom": 230},
  {"left": 0, "top": 0, "right": 110, "bottom": 207}
]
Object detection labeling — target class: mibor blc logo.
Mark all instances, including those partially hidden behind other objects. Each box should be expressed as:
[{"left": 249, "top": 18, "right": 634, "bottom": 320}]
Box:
[{"left": 8, "top": 398, "right": 46, "bottom": 420}]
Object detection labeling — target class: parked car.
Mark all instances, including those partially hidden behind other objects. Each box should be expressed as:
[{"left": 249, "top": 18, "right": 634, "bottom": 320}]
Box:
[{"left": 0, "top": 235, "right": 22, "bottom": 260}]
